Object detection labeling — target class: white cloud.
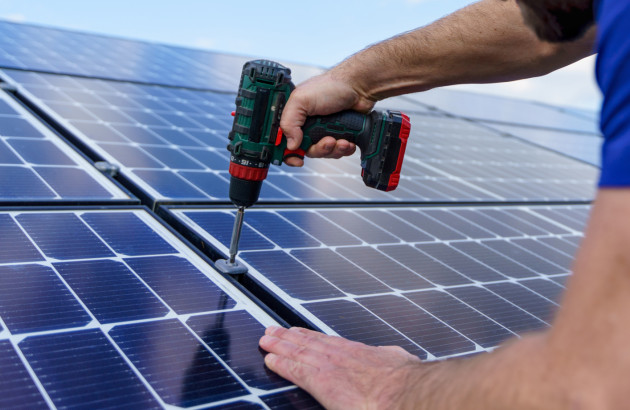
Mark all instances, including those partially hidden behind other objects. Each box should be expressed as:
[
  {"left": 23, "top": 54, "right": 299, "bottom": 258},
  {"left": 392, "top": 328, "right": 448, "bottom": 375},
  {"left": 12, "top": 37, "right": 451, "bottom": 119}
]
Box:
[{"left": 451, "top": 55, "right": 601, "bottom": 110}]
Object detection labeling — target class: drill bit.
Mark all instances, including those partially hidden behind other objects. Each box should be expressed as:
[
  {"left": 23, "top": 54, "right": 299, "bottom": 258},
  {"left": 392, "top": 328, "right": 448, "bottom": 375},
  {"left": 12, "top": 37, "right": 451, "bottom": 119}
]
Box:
[
  {"left": 214, "top": 206, "right": 249, "bottom": 275},
  {"left": 228, "top": 206, "right": 245, "bottom": 264}
]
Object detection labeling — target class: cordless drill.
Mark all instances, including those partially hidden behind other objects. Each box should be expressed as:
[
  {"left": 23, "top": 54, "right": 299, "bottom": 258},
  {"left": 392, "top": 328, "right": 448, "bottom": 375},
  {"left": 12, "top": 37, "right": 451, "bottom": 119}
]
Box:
[{"left": 215, "top": 59, "right": 411, "bottom": 275}]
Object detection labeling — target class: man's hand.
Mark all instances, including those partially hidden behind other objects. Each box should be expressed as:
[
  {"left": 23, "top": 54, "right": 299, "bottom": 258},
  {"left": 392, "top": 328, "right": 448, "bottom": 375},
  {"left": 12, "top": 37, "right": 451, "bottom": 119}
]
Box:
[
  {"left": 281, "top": 71, "right": 375, "bottom": 167},
  {"left": 259, "top": 326, "right": 422, "bottom": 409}
]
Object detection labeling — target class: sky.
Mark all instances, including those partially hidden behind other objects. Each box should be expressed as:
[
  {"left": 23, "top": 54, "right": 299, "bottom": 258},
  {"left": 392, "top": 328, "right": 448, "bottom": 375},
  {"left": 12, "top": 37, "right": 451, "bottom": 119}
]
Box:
[{"left": 0, "top": 0, "right": 601, "bottom": 111}]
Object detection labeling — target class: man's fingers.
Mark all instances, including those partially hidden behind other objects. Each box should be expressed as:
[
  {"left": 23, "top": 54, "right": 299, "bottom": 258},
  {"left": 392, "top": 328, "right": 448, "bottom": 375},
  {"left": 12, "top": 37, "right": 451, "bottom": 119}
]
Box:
[
  {"left": 306, "top": 138, "right": 356, "bottom": 159},
  {"left": 259, "top": 334, "right": 325, "bottom": 367},
  {"left": 264, "top": 326, "right": 360, "bottom": 351},
  {"left": 264, "top": 353, "right": 318, "bottom": 389},
  {"left": 284, "top": 156, "right": 304, "bottom": 167}
]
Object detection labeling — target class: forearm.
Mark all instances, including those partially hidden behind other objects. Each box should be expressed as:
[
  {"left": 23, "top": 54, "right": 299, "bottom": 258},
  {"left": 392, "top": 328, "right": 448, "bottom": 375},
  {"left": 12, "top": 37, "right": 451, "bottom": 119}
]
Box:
[
  {"left": 332, "top": 0, "right": 596, "bottom": 101},
  {"left": 401, "top": 333, "right": 562, "bottom": 409}
]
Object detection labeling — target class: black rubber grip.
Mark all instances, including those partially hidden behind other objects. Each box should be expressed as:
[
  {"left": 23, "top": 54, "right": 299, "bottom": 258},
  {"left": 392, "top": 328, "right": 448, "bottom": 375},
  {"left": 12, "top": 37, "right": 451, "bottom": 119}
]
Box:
[{"left": 302, "top": 110, "right": 369, "bottom": 145}]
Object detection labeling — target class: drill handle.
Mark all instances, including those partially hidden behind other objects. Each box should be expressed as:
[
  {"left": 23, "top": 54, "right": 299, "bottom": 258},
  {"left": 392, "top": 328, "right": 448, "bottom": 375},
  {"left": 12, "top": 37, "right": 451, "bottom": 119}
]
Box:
[{"left": 301, "top": 110, "right": 374, "bottom": 150}]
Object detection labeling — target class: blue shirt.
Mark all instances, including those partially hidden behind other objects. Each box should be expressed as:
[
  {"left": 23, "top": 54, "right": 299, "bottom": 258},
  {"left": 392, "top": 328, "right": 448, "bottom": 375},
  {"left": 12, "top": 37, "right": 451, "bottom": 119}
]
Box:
[{"left": 597, "top": 0, "right": 630, "bottom": 186}]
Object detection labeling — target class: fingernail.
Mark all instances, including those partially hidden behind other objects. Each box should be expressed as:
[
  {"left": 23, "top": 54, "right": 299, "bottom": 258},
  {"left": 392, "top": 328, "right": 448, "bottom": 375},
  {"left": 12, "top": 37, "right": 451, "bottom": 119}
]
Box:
[
  {"left": 264, "top": 353, "right": 277, "bottom": 368},
  {"left": 266, "top": 326, "right": 281, "bottom": 336},
  {"left": 324, "top": 143, "right": 333, "bottom": 151}
]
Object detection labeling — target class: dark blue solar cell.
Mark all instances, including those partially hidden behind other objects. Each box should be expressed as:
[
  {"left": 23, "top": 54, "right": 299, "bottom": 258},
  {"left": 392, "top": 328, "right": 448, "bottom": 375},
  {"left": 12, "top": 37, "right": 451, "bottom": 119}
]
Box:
[
  {"left": 320, "top": 210, "right": 399, "bottom": 244},
  {"left": 0, "top": 100, "right": 17, "bottom": 114},
  {"left": 0, "top": 166, "right": 55, "bottom": 198},
  {"left": 0, "top": 117, "right": 43, "bottom": 138},
  {"left": 125, "top": 255, "right": 237, "bottom": 314},
  {"left": 110, "top": 124, "right": 166, "bottom": 145},
  {"left": 356, "top": 210, "right": 434, "bottom": 242},
  {"left": 258, "top": 178, "right": 294, "bottom": 200},
  {"left": 451, "top": 241, "right": 537, "bottom": 279},
  {"left": 110, "top": 319, "right": 247, "bottom": 406},
  {"left": 261, "top": 389, "right": 322, "bottom": 409},
  {"left": 0, "top": 214, "right": 42, "bottom": 263},
  {"left": 511, "top": 238, "right": 574, "bottom": 270},
  {"left": 0, "top": 341, "right": 48, "bottom": 409},
  {"left": 392, "top": 210, "right": 467, "bottom": 241},
  {"left": 486, "top": 282, "right": 557, "bottom": 323},
  {"left": 54, "top": 259, "right": 168, "bottom": 323},
  {"left": 178, "top": 172, "right": 230, "bottom": 198},
  {"left": 416, "top": 243, "right": 505, "bottom": 282},
  {"left": 451, "top": 209, "right": 524, "bottom": 237},
  {"left": 98, "top": 143, "right": 164, "bottom": 167},
  {"left": 481, "top": 240, "right": 565, "bottom": 275},
  {"left": 70, "top": 121, "right": 127, "bottom": 142},
  {"left": 183, "top": 211, "right": 274, "bottom": 251},
  {"left": 291, "top": 248, "right": 391, "bottom": 295},
  {"left": 34, "top": 167, "right": 112, "bottom": 198},
  {"left": 405, "top": 290, "right": 514, "bottom": 348},
  {"left": 188, "top": 310, "right": 291, "bottom": 390},
  {"left": 150, "top": 127, "right": 204, "bottom": 147},
  {"left": 519, "top": 278, "right": 565, "bottom": 303},
  {"left": 17, "top": 213, "right": 114, "bottom": 260},
  {"left": 423, "top": 210, "right": 496, "bottom": 239},
  {"left": 278, "top": 211, "right": 362, "bottom": 246},
  {"left": 81, "top": 212, "right": 176, "bottom": 256},
  {"left": 448, "top": 286, "right": 546, "bottom": 334},
  {"left": 303, "top": 299, "right": 427, "bottom": 359},
  {"left": 241, "top": 251, "right": 344, "bottom": 300},
  {"left": 379, "top": 245, "right": 472, "bottom": 286},
  {"left": 142, "top": 146, "right": 205, "bottom": 169},
  {"left": 20, "top": 329, "right": 160, "bottom": 408},
  {"left": 43, "top": 101, "right": 97, "bottom": 121},
  {"left": 122, "top": 109, "right": 169, "bottom": 126},
  {"left": 0, "top": 139, "right": 22, "bottom": 164},
  {"left": 159, "top": 112, "right": 204, "bottom": 129},
  {"left": 245, "top": 212, "right": 320, "bottom": 248},
  {"left": 132, "top": 169, "right": 208, "bottom": 199},
  {"left": 359, "top": 294, "right": 474, "bottom": 357},
  {"left": 0, "top": 264, "right": 90, "bottom": 333},
  {"left": 85, "top": 105, "right": 135, "bottom": 123},
  {"left": 264, "top": 174, "right": 325, "bottom": 199},
  {"left": 337, "top": 247, "right": 432, "bottom": 291},
  {"left": 184, "top": 148, "right": 229, "bottom": 170},
  {"left": 480, "top": 210, "right": 549, "bottom": 236}
]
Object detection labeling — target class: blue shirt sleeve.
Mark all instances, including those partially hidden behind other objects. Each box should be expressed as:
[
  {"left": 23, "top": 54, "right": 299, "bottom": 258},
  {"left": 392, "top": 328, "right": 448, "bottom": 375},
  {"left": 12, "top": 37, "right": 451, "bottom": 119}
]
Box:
[{"left": 596, "top": 0, "right": 630, "bottom": 186}]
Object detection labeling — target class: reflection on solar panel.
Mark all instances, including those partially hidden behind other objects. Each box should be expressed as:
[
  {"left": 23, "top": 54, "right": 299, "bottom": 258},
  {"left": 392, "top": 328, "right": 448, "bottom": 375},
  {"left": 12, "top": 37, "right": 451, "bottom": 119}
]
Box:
[
  {"left": 2, "top": 69, "right": 598, "bottom": 205},
  {"left": 406, "top": 88, "right": 600, "bottom": 134},
  {"left": 168, "top": 205, "right": 587, "bottom": 360},
  {"left": 0, "top": 86, "right": 130, "bottom": 203},
  {"left": 482, "top": 122, "right": 602, "bottom": 166},
  {"left": 0, "top": 209, "right": 313, "bottom": 408},
  {"left": 0, "top": 21, "right": 323, "bottom": 92}
]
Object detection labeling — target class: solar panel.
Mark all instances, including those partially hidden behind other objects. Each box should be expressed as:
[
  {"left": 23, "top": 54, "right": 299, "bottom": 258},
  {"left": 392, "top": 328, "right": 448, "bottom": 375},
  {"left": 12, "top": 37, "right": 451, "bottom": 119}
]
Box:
[
  {"left": 2, "top": 69, "right": 598, "bottom": 205},
  {"left": 166, "top": 205, "right": 587, "bottom": 360},
  {"left": 405, "top": 88, "right": 600, "bottom": 134},
  {"left": 481, "top": 122, "right": 602, "bottom": 166},
  {"left": 0, "top": 20, "right": 323, "bottom": 92},
  {"left": 0, "top": 208, "right": 316, "bottom": 408},
  {"left": 0, "top": 85, "right": 131, "bottom": 203}
]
